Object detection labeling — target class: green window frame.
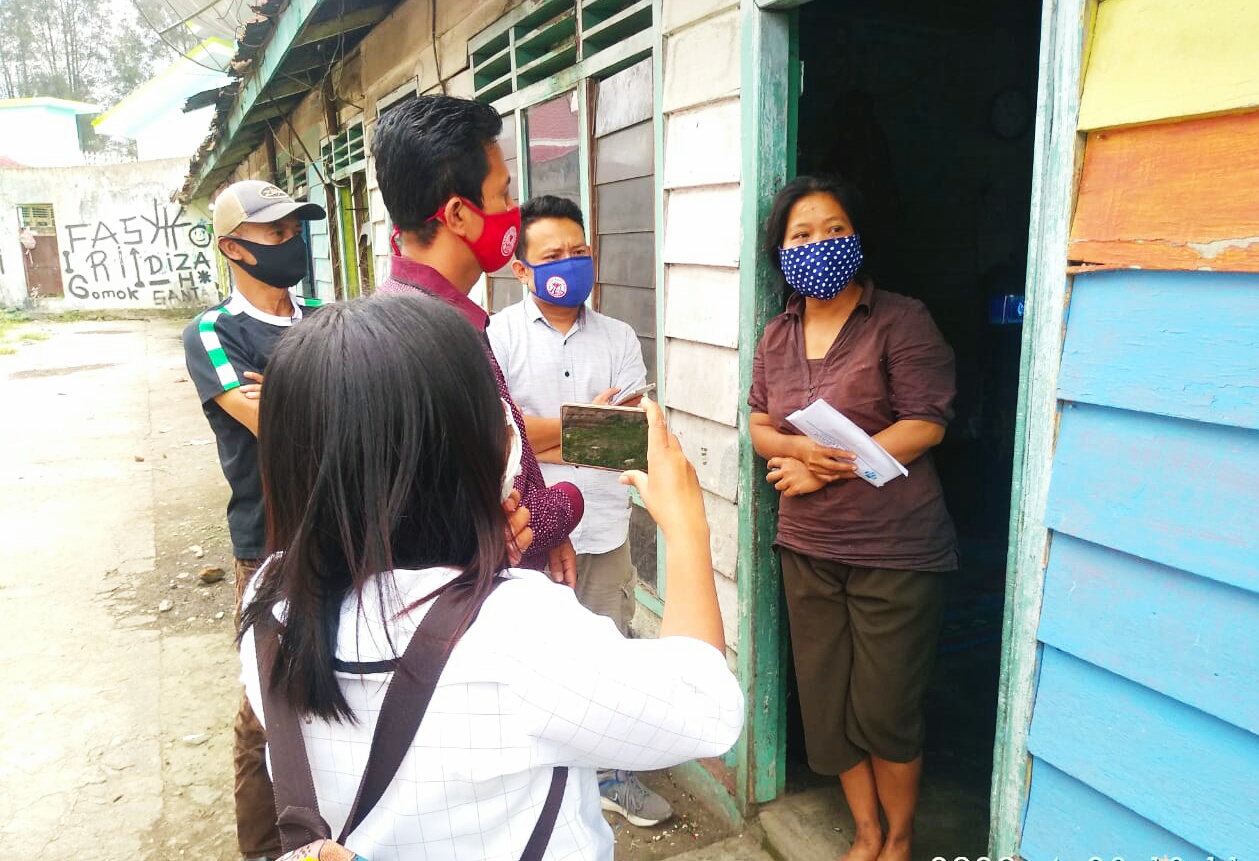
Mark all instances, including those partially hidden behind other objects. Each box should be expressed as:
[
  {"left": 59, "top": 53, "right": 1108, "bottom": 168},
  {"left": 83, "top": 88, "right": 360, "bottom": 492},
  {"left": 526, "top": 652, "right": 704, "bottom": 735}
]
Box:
[{"left": 472, "top": 2, "right": 664, "bottom": 604}]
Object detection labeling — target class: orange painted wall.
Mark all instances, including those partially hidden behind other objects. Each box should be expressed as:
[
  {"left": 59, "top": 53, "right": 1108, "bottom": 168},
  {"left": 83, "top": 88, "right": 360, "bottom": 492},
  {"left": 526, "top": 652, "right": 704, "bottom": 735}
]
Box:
[{"left": 1068, "top": 110, "right": 1259, "bottom": 272}]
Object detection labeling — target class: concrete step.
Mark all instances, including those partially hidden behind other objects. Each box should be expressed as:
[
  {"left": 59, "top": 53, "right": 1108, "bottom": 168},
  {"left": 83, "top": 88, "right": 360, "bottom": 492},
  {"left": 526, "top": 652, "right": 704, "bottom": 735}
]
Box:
[
  {"left": 666, "top": 833, "right": 779, "bottom": 861},
  {"left": 757, "top": 786, "right": 855, "bottom": 861}
]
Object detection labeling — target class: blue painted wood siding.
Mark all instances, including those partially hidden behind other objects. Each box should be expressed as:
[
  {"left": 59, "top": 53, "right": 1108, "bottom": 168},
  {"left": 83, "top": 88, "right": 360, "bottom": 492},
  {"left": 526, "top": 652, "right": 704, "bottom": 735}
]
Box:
[{"left": 1021, "top": 269, "right": 1259, "bottom": 860}]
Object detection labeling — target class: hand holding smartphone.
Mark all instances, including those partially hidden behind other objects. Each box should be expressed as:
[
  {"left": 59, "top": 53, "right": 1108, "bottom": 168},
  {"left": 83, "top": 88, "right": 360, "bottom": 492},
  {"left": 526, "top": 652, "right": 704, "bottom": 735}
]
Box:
[
  {"left": 613, "top": 382, "right": 656, "bottom": 406},
  {"left": 560, "top": 402, "right": 649, "bottom": 472},
  {"left": 616, "top": 397, "right": 724, "bottom": 654}
]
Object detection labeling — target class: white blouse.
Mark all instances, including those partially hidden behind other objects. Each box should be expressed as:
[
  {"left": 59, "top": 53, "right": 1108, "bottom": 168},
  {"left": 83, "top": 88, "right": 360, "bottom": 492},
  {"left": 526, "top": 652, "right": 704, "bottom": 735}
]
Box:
[{"left": 240, "top": 565, "right": 745, "bottom": 861}]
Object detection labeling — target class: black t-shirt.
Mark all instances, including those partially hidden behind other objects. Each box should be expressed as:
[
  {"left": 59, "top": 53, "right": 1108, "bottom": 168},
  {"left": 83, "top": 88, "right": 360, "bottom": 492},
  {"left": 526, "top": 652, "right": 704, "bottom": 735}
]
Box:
[{"left": 183, "top": 292, "right": 322, "bottom": 559}]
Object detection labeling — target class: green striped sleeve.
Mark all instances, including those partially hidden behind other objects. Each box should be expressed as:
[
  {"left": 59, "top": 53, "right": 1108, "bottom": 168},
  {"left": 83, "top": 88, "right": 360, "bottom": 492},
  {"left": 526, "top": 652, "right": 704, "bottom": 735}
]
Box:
[{"left": 197, "top": 309, "right": 240, "bottom": 391}]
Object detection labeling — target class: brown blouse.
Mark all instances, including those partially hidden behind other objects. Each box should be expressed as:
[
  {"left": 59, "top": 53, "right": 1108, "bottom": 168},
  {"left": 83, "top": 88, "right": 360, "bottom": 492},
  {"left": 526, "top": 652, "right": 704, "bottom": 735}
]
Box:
[{"left": 749, "top": 286, "right": 958, "bottom": 572}]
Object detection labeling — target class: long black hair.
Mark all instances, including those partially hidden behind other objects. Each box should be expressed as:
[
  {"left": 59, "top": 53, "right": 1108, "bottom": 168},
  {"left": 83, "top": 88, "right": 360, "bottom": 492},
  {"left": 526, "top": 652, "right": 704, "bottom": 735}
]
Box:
[
  {"left": 762, "top": 174, "right": 871, "bottom": 284},
  {"left": 240, "top": 295, "right": 509, "bottom": 721}
]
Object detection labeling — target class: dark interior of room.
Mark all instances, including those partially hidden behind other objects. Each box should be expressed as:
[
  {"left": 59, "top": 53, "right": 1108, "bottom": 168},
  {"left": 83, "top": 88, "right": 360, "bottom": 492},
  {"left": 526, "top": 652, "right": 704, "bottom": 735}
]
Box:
[{"left": 784, "top": 0, "right": 1042, "bottom": 850}]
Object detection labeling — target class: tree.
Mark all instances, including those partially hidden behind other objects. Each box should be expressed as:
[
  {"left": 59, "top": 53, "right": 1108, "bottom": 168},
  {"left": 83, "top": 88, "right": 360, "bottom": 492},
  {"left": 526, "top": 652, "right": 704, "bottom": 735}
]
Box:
[{"left": 0, "top": 0, "right": 191, "bottom": 105}]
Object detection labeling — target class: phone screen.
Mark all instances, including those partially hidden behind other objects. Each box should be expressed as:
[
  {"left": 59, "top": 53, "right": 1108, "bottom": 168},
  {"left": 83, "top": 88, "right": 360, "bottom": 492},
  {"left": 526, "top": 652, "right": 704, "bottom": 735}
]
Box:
[{"left": 560, "top": 403, "right": 648, "bottom": 472}]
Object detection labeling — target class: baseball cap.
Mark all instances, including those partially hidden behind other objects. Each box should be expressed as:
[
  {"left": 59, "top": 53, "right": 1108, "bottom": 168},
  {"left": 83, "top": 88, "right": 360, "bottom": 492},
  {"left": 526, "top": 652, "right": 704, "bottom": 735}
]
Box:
[{"left": 212, "top": 179, "right": 326, "bottom": 237}]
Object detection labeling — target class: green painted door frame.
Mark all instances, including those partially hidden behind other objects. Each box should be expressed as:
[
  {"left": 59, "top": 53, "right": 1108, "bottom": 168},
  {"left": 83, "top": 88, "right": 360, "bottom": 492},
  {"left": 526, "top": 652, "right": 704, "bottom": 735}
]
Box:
[
  {"left": 990, "top": 0, "right": 1090, "bottom": 855},
  {"left": 736, "top": 0, "right": 794, "bottom": 809},
  {"left": 736, "top": 1, "right": 1091, "bottom": 848}
]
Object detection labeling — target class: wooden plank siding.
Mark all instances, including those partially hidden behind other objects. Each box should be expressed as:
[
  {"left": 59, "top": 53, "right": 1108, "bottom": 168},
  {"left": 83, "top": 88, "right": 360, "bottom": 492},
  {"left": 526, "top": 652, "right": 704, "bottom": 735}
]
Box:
[
  {"left": 1039, "top": 534, "right": 1259, "bottom": 735},
  {"left": 1046, "top": 400, "right": 1259, "bottom": 592},
  {"left": 658, "top": 0, "right": 742, "bottom": 615},
  {"left": 1019, "top": 269, "right": 1259, "bottom": 857},
  {"left": 1058, "top": 270, "right": 1259, "bottom": 431},
  {"left": 306, "top": 162, "right": 336, "bottom": 300},
  {"left": 1068, "top": 111, "right": 1259, "bottom": 272},
  {"left": 1027, "top": 647, "right": 1259, "bottom": 855},
  {"left": 1019, "top": 4, "right": 1259, "bottom": 850},
  {"left": 1022, "top": 756, "right": 1212, "bottom": 861},
  {"left": 1076, "top": 0, "right": 1259, "bottom": 131}
]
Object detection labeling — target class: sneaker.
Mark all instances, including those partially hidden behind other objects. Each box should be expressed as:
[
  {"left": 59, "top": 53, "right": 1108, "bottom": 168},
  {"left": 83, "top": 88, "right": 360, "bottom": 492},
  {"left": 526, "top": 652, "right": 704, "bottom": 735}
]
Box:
[{"left": 598, "top": 769, "right": 673, "bottom": 827}]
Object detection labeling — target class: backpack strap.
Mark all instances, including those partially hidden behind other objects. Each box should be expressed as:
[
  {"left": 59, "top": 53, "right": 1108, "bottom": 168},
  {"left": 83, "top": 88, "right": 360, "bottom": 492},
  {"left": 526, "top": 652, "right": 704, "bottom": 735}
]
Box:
[
  {"left": 259, "top": 574, "right": 567, "bottom": 858},
  {"left": 336, "top": 575, "right": 503, "bottom": 841},
  {"left": 519, "top": 765, "right": 568, "bottom": 861},
  {"left": 256, "top": 612, "right": 333, "bottom": 850}
]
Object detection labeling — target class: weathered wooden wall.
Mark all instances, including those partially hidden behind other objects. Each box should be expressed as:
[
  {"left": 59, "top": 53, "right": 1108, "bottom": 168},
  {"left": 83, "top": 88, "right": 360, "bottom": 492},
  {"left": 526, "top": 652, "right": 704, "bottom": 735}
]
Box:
[
  {"left": 659, "top": 0, "right": 745, "bottom": 653},
  {"left": 1076, "top": 0, "right": 1259, "bottom": 131},
  {"left": 1015, "top": 0, "right": 1259, "bottom": 855},
  {"left": 1069, "top": 111, "right": 1259, "bottom": 272}
]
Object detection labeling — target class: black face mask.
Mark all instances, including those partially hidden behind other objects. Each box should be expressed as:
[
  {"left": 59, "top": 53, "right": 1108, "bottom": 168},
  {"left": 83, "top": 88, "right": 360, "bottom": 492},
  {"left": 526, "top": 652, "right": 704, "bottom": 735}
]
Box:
[{"left": 226, "top": 234, "right": 310, "bottom": 288}]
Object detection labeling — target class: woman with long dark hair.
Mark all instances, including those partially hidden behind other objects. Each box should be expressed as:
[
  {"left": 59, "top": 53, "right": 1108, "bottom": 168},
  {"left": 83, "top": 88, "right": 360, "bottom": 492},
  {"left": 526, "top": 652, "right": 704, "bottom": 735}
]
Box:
[
  {"left": 748, "top": 176, "right": 957, "bottom": 861},
  {"left": 239, "top": 295, "right": 742, "bottom": 860}
]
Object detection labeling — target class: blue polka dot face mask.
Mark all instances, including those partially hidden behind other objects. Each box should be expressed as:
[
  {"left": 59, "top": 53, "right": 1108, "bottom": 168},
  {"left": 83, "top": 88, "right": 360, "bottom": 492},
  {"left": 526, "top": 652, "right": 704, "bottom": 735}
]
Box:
[{"left": 778, "top": 234, "right": 864, "bottom": 300}]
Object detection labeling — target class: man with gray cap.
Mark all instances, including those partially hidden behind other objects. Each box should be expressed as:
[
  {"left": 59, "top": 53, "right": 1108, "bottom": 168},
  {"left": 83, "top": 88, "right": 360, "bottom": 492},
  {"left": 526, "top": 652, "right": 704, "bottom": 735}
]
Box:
[{"left": 182, "top": 179, "right": 325, "bottom": 861}]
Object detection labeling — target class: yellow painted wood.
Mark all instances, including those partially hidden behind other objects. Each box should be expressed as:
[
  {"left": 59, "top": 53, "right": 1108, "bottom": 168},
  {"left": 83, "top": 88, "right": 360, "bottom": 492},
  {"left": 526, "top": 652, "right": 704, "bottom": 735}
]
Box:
[{"left": 1078, "top": 0, "right": 1259, "bottom": 130}]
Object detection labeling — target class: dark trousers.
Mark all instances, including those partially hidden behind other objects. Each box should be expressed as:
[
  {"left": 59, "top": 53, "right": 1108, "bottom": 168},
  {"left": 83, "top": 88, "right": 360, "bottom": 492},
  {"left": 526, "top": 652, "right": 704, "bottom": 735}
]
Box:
[
  {"left": 235, "top": 558, "right": 281, "bottom": 858},
  {"left": 779, "top": 548, "right": 945, "bottom": 775}
]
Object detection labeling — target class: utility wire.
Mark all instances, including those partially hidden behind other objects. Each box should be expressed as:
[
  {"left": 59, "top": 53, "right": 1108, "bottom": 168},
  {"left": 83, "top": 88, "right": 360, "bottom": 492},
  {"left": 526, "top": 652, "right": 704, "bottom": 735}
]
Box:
[{"left": 126, "top": 0, "right": 236, "bottom": 74}]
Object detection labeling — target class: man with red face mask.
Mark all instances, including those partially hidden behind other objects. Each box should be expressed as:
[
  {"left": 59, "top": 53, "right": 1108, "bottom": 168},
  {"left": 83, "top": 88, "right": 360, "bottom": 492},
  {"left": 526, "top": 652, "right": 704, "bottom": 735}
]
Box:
[{"left": 372, "top": 95, "right": 582, "bottom": 581}]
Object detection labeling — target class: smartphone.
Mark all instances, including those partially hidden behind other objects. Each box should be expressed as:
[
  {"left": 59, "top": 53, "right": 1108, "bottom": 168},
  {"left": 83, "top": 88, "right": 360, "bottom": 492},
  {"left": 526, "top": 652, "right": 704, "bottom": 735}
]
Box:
[
  {"left": 613, "top": 382, "right": 656, "bottom": 406},
  {"left": 560, "top": 403, "right": 648, "bottom": 472}
]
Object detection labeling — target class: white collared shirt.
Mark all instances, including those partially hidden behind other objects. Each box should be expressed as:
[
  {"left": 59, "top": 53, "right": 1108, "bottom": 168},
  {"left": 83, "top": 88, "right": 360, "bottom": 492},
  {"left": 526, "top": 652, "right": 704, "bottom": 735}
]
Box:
[
  {"left": 241, "top": 566, "right": 744, "bottom": 861},
  {"left": 488, "top": 294, "right": 648, "bottom": 555}
]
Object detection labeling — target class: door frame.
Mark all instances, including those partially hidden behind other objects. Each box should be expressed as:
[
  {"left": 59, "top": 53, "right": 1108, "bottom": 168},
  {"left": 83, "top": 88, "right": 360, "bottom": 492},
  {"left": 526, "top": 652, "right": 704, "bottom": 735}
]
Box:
[
  {"left": 989, "top": 0, "right": 1091, "bottom": 854},
  {"left": 739, "top": 0, "right": 1091, "bottom": 850},
  {"left": 736, "top": 0, "right": 793, "bottom": 809}
]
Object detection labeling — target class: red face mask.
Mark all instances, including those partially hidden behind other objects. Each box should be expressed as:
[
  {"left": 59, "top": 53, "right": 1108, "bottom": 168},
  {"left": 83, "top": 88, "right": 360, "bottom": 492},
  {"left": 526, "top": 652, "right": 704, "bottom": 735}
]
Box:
[{"left": 429, "top": 198, "right": 521, "bottom": 273}]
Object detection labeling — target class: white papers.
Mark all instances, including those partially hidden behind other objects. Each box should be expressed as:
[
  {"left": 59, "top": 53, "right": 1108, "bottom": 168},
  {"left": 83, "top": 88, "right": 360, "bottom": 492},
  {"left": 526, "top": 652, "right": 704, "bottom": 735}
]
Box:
[{"left": 786, "top": 399, "right": 909, "bottom": 488}]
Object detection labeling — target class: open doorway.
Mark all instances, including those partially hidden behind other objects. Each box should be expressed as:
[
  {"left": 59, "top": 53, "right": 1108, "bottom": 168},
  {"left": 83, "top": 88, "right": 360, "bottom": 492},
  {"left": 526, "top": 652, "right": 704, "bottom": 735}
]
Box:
[{"left": 784, "top": 0, "right": 1042, "bottom": 850}]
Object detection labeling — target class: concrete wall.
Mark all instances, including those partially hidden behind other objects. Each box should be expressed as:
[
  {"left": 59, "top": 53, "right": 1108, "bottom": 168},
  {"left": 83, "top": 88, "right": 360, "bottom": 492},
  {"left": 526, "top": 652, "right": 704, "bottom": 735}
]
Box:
[{"left": 0, "top": 159, "right": 218, "bottom": 309}]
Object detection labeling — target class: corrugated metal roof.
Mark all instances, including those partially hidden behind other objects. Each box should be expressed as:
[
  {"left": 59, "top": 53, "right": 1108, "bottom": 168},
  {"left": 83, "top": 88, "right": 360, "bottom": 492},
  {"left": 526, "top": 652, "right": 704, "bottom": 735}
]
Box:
[{"left": 177, "top": 0, "right": 398, "bottom": 203}]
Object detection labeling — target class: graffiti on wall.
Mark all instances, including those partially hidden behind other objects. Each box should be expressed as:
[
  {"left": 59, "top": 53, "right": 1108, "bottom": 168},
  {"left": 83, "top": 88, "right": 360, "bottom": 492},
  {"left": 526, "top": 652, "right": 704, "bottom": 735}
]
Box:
[{"left": 60, "top": 199, "right": 216, "bottom": 306}]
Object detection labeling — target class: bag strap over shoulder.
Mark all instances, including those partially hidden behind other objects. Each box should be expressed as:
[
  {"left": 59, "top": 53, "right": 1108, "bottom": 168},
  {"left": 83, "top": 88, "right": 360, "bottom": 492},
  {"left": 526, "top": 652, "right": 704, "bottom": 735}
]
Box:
[
  {"left": 336, "top": 576, "right": 502, "bottom": 842},
  {"left": 520, "top": 765, "right": 568, "bottom": 861},
  {"left": 259, "top": 574, "right": 566, "bottom": 859},
  {"left": 256, "top": 611, "right": 332, "bottom": 849}
]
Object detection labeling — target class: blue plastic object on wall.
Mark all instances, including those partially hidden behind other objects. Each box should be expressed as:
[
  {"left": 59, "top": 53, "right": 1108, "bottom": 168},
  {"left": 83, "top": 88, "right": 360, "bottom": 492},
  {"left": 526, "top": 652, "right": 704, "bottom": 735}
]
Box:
[{"left": 989, "top": 293, "right": 1025, "bottom": 325}]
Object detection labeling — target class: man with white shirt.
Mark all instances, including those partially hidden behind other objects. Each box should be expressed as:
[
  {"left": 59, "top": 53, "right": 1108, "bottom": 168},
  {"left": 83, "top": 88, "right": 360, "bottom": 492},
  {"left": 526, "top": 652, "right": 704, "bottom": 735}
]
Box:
[{"left": 488, "top": 195, "right": 672, "bottom": 827}]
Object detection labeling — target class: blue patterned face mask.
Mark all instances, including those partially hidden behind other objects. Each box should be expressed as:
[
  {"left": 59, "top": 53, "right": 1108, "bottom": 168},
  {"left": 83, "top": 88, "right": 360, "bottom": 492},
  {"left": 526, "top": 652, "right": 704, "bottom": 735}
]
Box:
[
  {"left": 778, "top": 234, "right": 864, "bottom": 300},
  {"left": 523, "top": 255, "right": 595, "bottom": 307}
]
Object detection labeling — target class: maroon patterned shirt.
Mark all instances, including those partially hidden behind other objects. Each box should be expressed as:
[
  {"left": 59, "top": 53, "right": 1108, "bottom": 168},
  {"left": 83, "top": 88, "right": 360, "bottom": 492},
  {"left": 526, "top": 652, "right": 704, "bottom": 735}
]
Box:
[{"left": 377, "top": 256, "right": 583, "bottom": 570}]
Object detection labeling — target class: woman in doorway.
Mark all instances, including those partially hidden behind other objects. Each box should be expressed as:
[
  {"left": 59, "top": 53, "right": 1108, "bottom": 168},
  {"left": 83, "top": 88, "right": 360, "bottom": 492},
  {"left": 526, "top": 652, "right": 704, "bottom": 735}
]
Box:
[
  {"left": 748, "top": 176, "right": 957, "bottom": 861},
  {"left": 238, "top": 295, "right": 743, "bottom": 861}
]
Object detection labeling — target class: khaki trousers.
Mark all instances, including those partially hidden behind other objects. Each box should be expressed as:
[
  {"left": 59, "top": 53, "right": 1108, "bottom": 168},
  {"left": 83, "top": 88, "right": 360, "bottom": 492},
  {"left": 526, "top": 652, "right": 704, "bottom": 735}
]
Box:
[
  {"left": 573, "top": 541, "right": 636, "bottom": 636},
  {"left": 779, "top": 548, "right": 945, "bottom": 775}
]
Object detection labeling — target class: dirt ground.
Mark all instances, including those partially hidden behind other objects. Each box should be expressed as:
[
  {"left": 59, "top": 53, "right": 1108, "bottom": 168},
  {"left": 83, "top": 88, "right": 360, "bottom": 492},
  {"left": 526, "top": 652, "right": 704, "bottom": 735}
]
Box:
[{"left": 0, "top": 315, "right": 734, "bottom": 861}]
